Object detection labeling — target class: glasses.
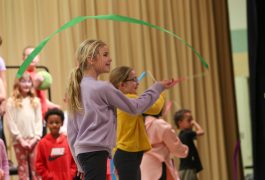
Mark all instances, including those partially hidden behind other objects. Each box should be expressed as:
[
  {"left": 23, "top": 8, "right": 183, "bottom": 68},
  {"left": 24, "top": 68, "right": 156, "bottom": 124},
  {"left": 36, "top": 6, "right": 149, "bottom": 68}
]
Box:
[{"left": 124, "top": 77, "right": 138, "bottom": 82}]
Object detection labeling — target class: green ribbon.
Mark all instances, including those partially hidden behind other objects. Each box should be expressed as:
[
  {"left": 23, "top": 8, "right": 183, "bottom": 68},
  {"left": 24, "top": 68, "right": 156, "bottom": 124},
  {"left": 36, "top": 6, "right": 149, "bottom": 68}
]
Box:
[{"left": 16, "top": 14, "right": 209, "bottom": 78}]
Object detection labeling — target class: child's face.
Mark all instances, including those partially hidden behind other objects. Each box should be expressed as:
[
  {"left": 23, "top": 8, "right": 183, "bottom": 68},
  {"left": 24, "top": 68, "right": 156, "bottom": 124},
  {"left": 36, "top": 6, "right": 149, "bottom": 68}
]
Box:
[
  {"left": 119, "top": 70, "right": 139, "bottom": 94},
  {"left": 19, "top": 76, "right": 33, "bottom": 95},
  {"left": 23, "top": 48, "right": 40, "bottom": 69},
  {"left": 179, "top": 112, "right": 193, "bottom": 130},
  {"left": 92, "top": 45, "right": 112, "bottom": 74},
  {"left": 46, "top": 115, "right": 63, "bottom": 136}
]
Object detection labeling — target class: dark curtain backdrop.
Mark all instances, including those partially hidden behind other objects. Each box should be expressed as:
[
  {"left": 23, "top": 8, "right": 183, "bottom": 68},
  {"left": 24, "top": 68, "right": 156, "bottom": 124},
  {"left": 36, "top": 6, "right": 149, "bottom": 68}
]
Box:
[{"left": 247, "top": 0, "right": 265, "bottom": 179}]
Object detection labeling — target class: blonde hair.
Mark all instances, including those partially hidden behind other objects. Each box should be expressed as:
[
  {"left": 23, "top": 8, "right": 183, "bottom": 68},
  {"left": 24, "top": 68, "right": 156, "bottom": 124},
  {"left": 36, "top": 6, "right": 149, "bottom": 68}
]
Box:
[
  {"left": 12, "top": 73, "right": 38, "bottom": 108},
  {"left": 109, "top": 66, "right": 133, "bottom": 89},
  {"left": 67, "top": 39, "right": 106, "bottom": 113}
]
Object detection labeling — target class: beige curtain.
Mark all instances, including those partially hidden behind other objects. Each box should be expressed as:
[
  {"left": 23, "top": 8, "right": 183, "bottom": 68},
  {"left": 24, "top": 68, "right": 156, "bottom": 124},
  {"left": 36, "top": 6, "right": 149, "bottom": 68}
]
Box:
[{"left": 0, "top": 0, "right": 242, "bottom": 179}]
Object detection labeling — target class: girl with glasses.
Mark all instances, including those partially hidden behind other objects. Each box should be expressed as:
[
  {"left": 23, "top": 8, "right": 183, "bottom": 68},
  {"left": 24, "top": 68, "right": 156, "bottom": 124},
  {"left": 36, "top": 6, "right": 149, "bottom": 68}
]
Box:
[
  {"left": 109, "top": 66, "right": 177, "bottom": 180},
  {"left": 67, "top": 39, "right": 179, "bottom": 180}
]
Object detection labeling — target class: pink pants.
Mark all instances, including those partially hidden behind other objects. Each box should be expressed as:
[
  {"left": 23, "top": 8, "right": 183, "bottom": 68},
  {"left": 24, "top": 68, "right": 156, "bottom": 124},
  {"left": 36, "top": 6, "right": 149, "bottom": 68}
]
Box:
[{"left": 13, "top": 143, "right": 39, "bottom": 180}]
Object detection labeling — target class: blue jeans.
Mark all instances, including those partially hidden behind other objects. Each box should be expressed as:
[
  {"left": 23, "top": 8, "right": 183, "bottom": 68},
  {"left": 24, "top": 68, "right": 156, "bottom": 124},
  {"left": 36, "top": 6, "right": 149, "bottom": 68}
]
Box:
[{"left": 77, "top": 151, "right": 108, "bottom": 180}]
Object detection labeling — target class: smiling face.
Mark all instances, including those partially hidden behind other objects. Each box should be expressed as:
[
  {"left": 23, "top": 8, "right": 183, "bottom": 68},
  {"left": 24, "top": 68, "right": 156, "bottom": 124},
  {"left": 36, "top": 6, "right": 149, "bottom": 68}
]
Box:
[
  {"left": 46, "top": 114, "right": 63, "bottom": 137},
  {"left": 119, "top": 70, "right": 139, "bottom": 94},
  {"left": 18, "top": 74, "right": 33, "bottom": 96},
  {"left": 91, "top": 45, "right": 112, "bottom": 74}
]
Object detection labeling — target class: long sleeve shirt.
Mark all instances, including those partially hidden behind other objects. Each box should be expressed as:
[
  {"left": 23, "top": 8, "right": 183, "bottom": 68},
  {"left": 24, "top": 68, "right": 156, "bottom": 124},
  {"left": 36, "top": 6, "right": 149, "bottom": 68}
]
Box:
[
  {"left": 141, "top": 116, "right": 188, "bottom": 180},
  {"left": 5, "top": 97, "right": 43, "bottom": 142},
  {"left": 67, "top": 76, "right": 164, "bottom": 171},
  {"left": 35, "top": 134, "right": 77, "bottom": 180},
  {"left": 116, "top": 93, "right": 165, "bottom": 152}
]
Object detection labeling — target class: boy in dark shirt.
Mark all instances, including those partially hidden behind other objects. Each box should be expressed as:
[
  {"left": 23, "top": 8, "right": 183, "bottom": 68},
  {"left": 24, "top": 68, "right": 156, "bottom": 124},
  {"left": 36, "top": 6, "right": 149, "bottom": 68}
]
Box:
[{"left": 174, "top": 109, "right": 204, "bottom": 180}]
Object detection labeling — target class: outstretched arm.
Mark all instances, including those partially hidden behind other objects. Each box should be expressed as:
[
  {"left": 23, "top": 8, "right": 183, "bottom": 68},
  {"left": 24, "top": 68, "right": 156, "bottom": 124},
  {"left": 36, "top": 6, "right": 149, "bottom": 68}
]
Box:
[{"left": 105, "top": 79, "right": 180, "bottom": 115}]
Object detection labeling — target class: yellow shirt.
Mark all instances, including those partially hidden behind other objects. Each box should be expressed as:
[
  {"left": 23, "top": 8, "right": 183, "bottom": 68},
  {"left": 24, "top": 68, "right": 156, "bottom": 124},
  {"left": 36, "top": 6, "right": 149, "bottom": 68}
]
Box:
[{"left": 116, "top": 93, "right": 165, "bottom": 152}]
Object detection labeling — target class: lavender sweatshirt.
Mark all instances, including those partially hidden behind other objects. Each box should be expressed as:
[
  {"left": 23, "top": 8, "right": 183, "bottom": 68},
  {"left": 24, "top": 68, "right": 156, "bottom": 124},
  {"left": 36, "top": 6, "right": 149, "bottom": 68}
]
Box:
[{"left": 67, "top": 76, "right": 164, "bottom": 170}]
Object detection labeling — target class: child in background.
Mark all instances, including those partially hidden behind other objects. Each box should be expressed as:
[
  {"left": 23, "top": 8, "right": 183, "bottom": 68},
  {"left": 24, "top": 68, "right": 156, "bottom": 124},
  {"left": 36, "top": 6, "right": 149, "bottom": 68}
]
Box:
[
  {"left": 22, "top": 46, "right": 60, "bottom": 136},
  {"left": 67, "top": 39, "right": 178, "bottom": 180},
  {"left": 0, "top": 79, "right": 7, "bottom": 180},
  {"left": 35, "top": 108, "right": 77, "bottom": 180},
  {"left": 5, "top": 72, "right": 43, "bottom": 179},
  {"left": 0, "top": 36, "right": 6, "bottom": 88},
  {"left": 109, "top": 66, "right": 166, "bottom": 180},
  {"left": 22, "top": 46, "right": 60, "bottom": 116},
  {"left": 0, "top": 36, "right": 7, "bottom": 145},
  {"left": 174, "top": 109, "right": 204, "bottom": 180},
  {"left": 140, "top": 108, "right": 188, "bottom": 180},
  {"left": 0, "top": 138, "right": 9, "bottom": 180},
  {"left": 0, "top": 36, "right": 6, "bottom": 100}
]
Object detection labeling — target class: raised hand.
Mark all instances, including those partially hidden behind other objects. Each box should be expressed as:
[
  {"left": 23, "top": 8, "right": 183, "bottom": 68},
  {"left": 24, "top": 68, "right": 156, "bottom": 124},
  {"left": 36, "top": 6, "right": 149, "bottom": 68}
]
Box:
[{"left": 159, "top": 78, "right": 184, "bottom": 89}]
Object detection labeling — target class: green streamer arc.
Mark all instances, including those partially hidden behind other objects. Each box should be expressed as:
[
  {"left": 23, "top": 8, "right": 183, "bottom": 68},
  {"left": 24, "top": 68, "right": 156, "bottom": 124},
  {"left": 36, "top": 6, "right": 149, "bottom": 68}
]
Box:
[{"left": 16, "top": 14, "right": 209, "bottom": 78}]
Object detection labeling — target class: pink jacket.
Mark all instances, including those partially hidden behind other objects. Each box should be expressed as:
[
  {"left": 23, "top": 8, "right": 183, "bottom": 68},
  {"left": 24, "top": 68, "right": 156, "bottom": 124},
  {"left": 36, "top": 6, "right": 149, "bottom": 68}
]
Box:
[{"left": 140, "top": 116, "right": 188, "bottom": 180}]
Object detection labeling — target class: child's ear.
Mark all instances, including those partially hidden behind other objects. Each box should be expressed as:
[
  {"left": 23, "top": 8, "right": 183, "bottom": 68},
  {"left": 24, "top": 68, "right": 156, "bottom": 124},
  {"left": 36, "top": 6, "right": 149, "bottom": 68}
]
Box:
[{"left": 87, "top": 57, "right": 95, "bottom": 65}]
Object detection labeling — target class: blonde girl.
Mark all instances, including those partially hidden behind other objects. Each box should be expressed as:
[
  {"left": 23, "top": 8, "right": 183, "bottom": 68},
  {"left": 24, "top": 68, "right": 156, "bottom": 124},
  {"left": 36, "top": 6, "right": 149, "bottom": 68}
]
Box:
[
  {"left": 67, "top": 39, "right": 179, "bottom": 180},
  {"left": 6, "top": 73, "right": 42, "bottom": 180}
]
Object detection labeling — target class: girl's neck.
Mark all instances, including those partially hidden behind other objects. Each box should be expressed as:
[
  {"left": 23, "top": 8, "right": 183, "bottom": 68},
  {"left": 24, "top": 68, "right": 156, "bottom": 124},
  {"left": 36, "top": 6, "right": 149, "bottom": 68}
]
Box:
[{"left": 84, "top": 69, "right": 99, "bottom": 80}]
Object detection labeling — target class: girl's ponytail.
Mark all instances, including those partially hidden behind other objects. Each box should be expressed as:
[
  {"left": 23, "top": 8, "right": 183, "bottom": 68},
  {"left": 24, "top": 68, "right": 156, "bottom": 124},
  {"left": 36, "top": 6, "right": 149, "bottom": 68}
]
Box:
[
  {"left": 67, "top": 39, "right": 106, "bottom": 114},
  {"left": 67, "top": 67, "right": 83, "bottom": 113}
]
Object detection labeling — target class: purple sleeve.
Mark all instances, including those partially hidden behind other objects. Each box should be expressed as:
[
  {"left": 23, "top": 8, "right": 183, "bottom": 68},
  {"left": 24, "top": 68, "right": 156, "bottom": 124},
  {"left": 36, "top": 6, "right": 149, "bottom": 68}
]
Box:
[
  {"left": 103, "top": 82, "right": 165, "bottom": 115},
  {"left": 0, "top": 57, "right": 6, "bottom": 71},
  {"left": 67, "top": 113, "right": 83, "bottom": 172}
]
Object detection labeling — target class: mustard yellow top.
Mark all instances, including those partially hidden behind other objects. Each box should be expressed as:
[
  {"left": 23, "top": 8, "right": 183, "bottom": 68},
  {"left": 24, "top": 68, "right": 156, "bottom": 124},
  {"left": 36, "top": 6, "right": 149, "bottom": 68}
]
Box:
[{"left": 116, "top": 93, "right": 165, "bottom": 152}]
